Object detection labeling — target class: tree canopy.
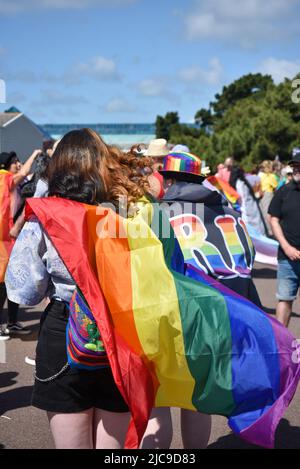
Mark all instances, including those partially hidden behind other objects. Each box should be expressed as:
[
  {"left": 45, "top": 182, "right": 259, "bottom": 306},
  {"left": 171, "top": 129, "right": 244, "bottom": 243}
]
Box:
[{"left": 155, "top": 73, "right": 300, "bottom": 171}]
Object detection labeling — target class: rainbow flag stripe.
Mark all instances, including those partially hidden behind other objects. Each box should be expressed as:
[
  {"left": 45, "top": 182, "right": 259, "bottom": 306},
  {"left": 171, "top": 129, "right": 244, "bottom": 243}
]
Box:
[
  {"left": 207, "top": 175, "right": 240, "bottom": 206},
  {"left": 170, "top": 214, "right": 253, "bottom": 278},
  {"left": 26, "top": 197, "right": 300, "bottom": 449},
  {"left": 164, "top": 152, "right": 202, "bottom": 177},
  {"left": 0, "top": 170, "right": 14, "bottom": 282}
]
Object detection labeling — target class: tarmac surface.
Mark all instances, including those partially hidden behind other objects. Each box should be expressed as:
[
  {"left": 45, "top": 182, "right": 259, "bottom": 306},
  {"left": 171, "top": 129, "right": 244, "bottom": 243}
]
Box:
[{"left": 0, "top": 263, "right": 299, "bottom": 449}]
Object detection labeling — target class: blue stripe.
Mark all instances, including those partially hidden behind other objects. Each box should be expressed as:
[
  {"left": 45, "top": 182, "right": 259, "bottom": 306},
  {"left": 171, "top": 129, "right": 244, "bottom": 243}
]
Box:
[{"left": 185, "top": 265, "right": 281, "bottom": 433}]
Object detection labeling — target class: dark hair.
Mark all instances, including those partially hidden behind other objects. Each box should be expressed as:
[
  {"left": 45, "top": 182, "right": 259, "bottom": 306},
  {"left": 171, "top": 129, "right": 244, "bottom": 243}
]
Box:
[
  {"left": 49, "top": 171, "right": 103, "bottom": 204},
  {"left": 229, "top": 166, "right": 246, "bottom": 190},
  {"left": 46, "top": 129, "right": 106, "bottom": 205},
  {"left": 8, "top": 151, "right": 17, "bottom": 160},
  {"left": 5, "top": 151, "right": 18, "bottom": 170},
  {"left": 229, "top": 165, "right": 258, "bottom": 198},
  {"left": 46, "top": 128, "right": 152, "bottom": 208},
  {"left": 229, "top": 165, "right": 268, "bottom": 233},
  {"left": 21, "top": 153, "right": 51, "bottom": 199}
]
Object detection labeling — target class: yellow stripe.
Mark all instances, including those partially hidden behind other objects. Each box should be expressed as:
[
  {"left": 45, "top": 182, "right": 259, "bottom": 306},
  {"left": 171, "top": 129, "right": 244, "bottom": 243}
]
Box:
[
  {"left": 125, "top": 201, "right": 196, "bottom": 409},
  {"left": 225, "top": 194, "right": 236, "bottom": 204},
  {"left": 174, "top": 158, "right": 181, "bottom": 172},
  {"left": 179, "top": 151, "right": 199, "bottom": 162}
]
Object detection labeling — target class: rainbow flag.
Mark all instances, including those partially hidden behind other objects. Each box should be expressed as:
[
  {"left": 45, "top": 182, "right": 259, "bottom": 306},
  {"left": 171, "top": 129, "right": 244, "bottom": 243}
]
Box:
[
  {"left": 207, "top": 175, "right": 240, "bottom": 208},
  {"left": 0, "top": 171, "right": 14, "bottom": 282},
  {"left": 247, "top": 224, "right": 278, "bottom": 267},
  {"left": 26, "top": 197, "right": 300, "bottom": 449}
]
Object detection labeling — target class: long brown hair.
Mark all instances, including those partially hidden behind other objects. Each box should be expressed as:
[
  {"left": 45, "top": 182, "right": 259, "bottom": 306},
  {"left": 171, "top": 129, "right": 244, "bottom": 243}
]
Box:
[{"left": 47, "top": 128, "right": 152, "bottom": 207}]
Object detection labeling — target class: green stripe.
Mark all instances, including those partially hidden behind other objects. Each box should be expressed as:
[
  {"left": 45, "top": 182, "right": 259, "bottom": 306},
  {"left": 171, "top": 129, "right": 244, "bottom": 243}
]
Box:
[
  {"left": 173, "top": 273, "right": 235, "bottom": 414},
  {"left": 151, "top": 200, "right": 236, "bottom": 414}
]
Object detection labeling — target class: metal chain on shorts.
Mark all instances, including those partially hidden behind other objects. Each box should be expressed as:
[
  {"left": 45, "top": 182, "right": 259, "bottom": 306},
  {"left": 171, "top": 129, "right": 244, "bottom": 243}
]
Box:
[{"left": 34, "top": 362, "right": 70, "bottom": 382}]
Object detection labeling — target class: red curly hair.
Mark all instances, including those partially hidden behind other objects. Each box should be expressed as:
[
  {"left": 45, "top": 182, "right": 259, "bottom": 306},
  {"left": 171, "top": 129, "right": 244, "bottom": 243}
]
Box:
[{"left": 48, "top": 128, "right": 153, "bottom": 209}]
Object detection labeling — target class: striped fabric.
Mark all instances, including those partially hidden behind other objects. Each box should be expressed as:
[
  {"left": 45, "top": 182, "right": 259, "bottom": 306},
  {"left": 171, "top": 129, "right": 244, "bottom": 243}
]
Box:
[
  {"left": 207, "top": 175, "right": 240, "bottom": 207},
  {"left": 0, "top": 170, "right": 14, "bottom": 282},
  {"left": 26, "top": 197, "right": 300, "bottom": 449},
  {"left": 163, "top": 152, "right": 202, "bottom": 177},
  {"left": 67, "top": 289, "right": 109, "bottom": 369}
]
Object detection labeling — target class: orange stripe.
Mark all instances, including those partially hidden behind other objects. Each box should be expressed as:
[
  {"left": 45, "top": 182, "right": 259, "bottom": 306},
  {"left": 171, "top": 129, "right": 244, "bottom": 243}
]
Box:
[
  {"left": 27, "top": 198, "right": 158, "bottom": 447},
  {"left": 0, "top": 174, "right": 8, "bottom": 240},
  {"left": 68, "top": 345, "right": 107, "bottom": 366},
  {"left": 85, "top": 205, "right": 160, "bottom": 389},
  {"left": 0, "top": 173, "right": 14, "bottom": 281}
]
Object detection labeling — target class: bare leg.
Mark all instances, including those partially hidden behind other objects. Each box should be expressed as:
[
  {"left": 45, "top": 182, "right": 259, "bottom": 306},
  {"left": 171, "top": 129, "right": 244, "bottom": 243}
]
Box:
[
  {"left": 48, "top": 409, "right": 94, "bottom": 449},
  {"left": 140, "top": 407, "right": 173, "bottom": 449},
  {"left": 181, "top": 409, "right": 212, "bottom": 449},
  {"left": 94, "top": 409, "right": 130, "bottom": 449},
  {"left": 276, "top": 300, "right": 293, "bottom": 327}
]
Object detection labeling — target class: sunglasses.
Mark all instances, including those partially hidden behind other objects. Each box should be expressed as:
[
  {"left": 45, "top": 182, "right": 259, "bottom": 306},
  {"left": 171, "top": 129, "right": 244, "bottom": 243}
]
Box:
[{"left": 292, "top": 167, "right": 300, "bottom": 174}]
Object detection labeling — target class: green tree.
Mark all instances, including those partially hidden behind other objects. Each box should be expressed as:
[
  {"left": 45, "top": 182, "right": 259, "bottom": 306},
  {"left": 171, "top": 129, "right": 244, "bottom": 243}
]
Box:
[
  {"left": 155, "top": 112, "right": 179, "bottom": 140},
  {"left": 194, "top": 108, "right": 214, "bottom": 131},
  {"left": 155, "top": 72, "right": 300, "bottom": 172},
  {"left": 211, "top": 73, "right": 274, "bottom": 117}
]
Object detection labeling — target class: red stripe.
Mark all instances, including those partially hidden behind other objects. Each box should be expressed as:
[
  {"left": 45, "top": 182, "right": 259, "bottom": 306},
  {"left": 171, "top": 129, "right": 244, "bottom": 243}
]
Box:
[
  {"left": 0, "top": 173, "right": 14, "bottom": 282},
  {"left": 68, "top": 343, "right": 108, "bottom": 367},
  {"left": 26, "top": 198, "right": 155, "bottom": 449}
]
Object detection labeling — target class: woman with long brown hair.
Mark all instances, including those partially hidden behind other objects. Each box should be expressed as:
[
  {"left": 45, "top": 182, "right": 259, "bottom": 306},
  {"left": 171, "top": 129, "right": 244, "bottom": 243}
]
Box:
[{"left": 5, "top": 128, "right": 152, "bottom": 449}]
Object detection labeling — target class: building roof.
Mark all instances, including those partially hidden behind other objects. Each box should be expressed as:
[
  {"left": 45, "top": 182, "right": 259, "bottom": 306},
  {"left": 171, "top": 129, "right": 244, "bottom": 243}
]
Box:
[
  {"left": 0, "top": 112, "right": 21, "bottom": 127},
  {"left": 0, "top": 111, "right": 53, "bottom": 142},
  {"left": 5, "top": 106, "right": 21, "bottom": 113}
]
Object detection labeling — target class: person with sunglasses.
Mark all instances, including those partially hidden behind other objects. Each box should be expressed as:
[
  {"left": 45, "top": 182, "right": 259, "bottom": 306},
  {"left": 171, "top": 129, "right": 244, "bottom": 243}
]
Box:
[{"left": 268, "top": 153, "right": 300, "bottom": 327}]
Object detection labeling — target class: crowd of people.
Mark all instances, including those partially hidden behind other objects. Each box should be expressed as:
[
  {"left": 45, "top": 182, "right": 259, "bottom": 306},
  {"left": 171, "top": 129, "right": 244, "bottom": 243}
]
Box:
[
  {"left": 208, "top": 152, "right": 300, "bottom": 328},
  {"left": 0, "top": 132, "right": 299, "bottom": 449}
]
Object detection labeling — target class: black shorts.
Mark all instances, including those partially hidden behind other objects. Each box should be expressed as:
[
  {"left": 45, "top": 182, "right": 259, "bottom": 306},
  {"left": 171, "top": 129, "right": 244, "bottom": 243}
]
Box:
[{"left": 32, "top": 299, "right": 129, "bottom": 414}]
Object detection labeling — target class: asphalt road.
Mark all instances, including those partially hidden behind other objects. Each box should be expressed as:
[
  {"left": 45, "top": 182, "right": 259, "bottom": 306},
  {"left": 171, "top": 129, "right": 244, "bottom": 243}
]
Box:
[{"left": 0, "top": 263, "right": 299, "bottom": 449}]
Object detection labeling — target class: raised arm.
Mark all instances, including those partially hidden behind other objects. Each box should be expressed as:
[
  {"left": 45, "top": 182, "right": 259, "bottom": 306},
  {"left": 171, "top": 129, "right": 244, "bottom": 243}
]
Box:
[{"left": 11, "top": 149, "right": 42, "bottom": 188}]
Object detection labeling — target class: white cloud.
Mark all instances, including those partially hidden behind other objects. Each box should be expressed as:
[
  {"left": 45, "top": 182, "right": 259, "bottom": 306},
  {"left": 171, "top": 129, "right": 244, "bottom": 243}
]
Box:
[
  {"left": 259, "top": 58, "right": 300, "bottom": 83},
  {"left": 4, "top": 56, "right": 120, "bottom": 85},
  {"left": 71, "top": 56, "right": 121, "bottom": 81},
  {"left": 3, "top": 69, "right": 61, "bottom": 85},
  {"left": 178, "top": 58, "right": 223, "bottom": 85},
  {"left": 137, "top": 77, "right": 180, "bottom": 106},
  {"left": 33, "top": 89, "right": 89, "bottom": 106},
  {"left": 138, "top": 78, "right": 166, "bottom": 97},
  {"left": 0, "top": 0, "right": 137, "bottom": 14},
  {"left": 104, "top": 97, "right": 136, "bottom": 113},
  {"left": 184, "top": 0, "right": 298, "bottom": 47}
]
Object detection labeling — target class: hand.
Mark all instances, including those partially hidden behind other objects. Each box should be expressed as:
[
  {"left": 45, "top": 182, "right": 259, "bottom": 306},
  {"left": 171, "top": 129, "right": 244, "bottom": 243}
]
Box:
[
  {"left": 31, "top": 149, "right": 42, "bottom": 159},
  {"left": 9, "top": 225, "right": 22, "bottom": 239},
  {"left": 201, "top": 166, "right": 211, "bottom": 176},
  {"left": 283, "top": 245, "right": 300, "bottom": 261}
]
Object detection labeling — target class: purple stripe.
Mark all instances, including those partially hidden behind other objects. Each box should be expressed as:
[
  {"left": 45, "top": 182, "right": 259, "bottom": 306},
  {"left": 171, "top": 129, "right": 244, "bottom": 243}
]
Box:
[
  {"left": 240, "top": 365, "right": 300, "bottom": 448},
  {"left": 69, "top": 321, "right": 106, "bottom": 357},
  {"left": 240, "top": 319, "right": 300, "bottom": 448},
  {"left": 188, "top": 264, "right": 300, "bottom": 448}
]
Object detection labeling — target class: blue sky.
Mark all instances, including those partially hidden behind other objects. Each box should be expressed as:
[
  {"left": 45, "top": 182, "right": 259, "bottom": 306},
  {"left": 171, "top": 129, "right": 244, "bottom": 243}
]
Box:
[{"left": 0, "top": 0, "right": 300, "bottom": 124}]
